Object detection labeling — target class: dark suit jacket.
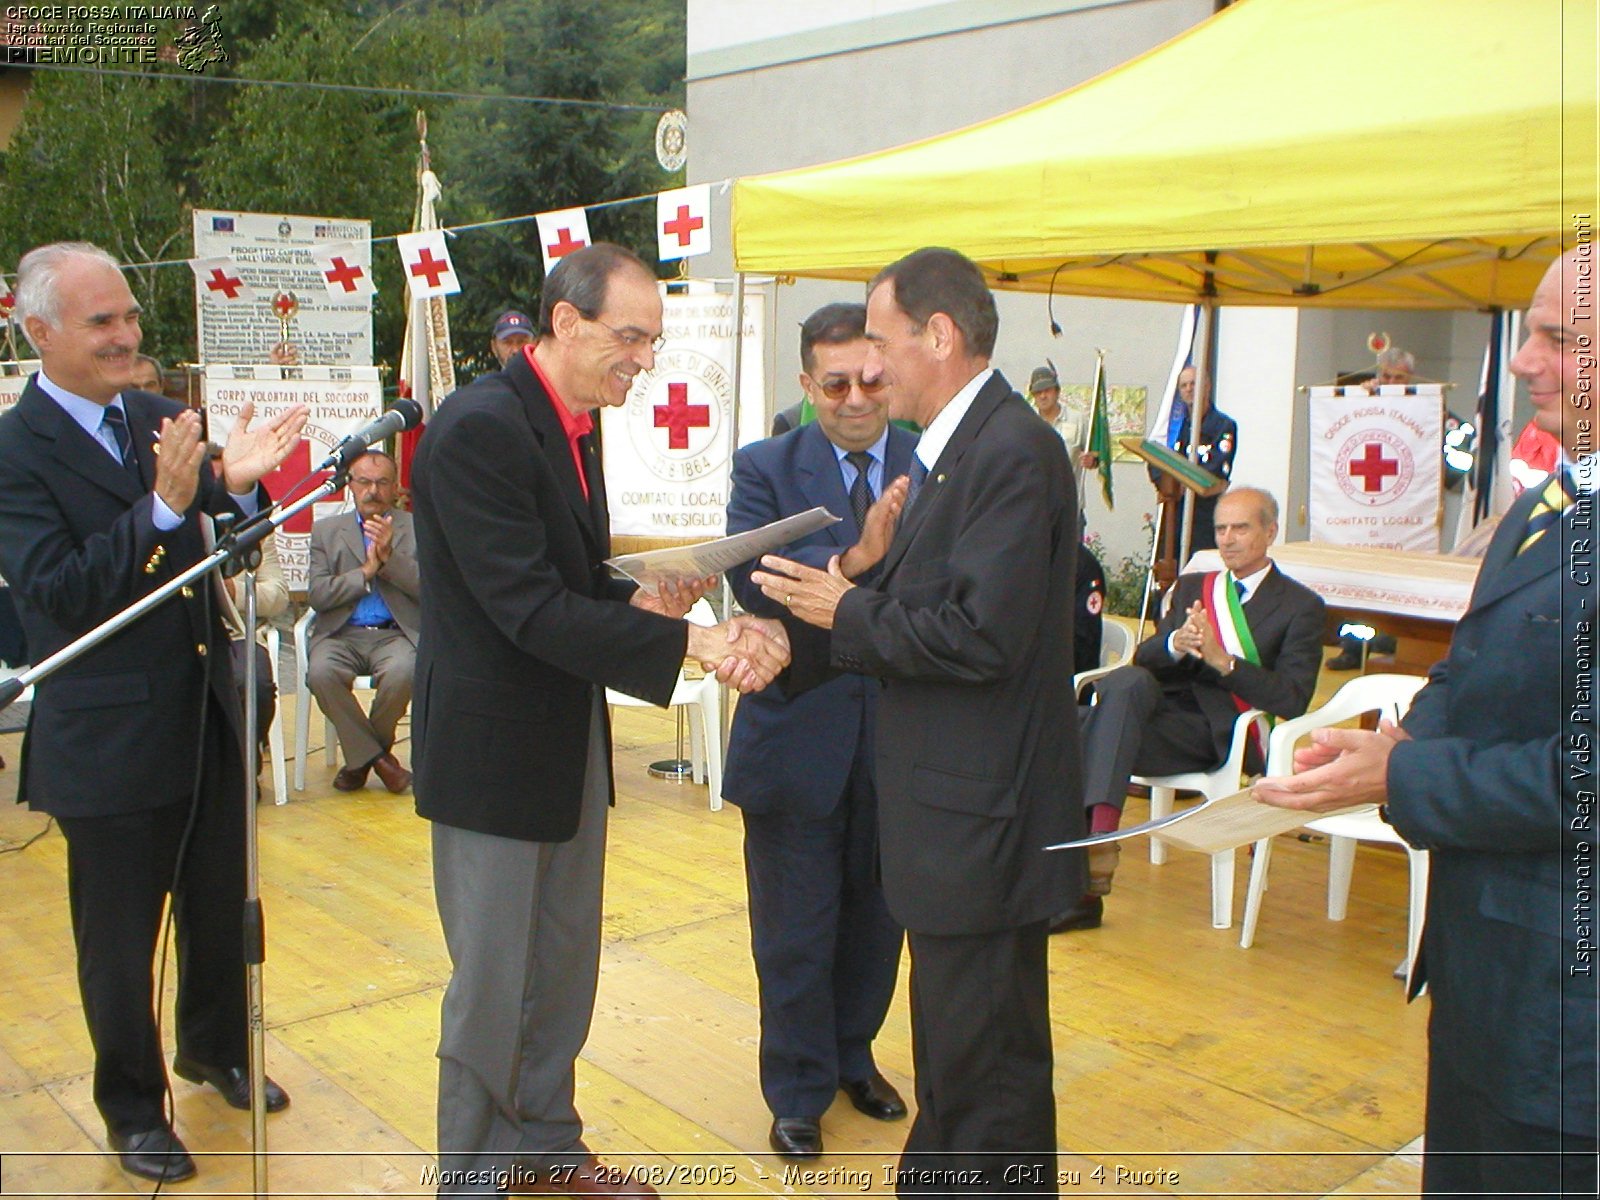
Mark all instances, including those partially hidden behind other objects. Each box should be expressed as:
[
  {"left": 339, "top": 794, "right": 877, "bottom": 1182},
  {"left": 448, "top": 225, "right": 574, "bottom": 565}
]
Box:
[
  {"left": 1133, "top": 565, "right": 1325, "bottom": 766},
  {"left": 0, "top": 380, "right": 250, "bottom": 816},
  {"left": 307, "top": 507, "right": 421, "bottom": 648},
  {"left": 813, "top": 372, "right": 1083, "bottom": 936},
  {"left": 1387, "top": 481, "right": 1597, "bottom": 1135},
  {"left": 722, "top": 422, "right": 916, "bottom": 818},
  {"left": 409, "top": 351, "right": 689, "bottom": 843}
]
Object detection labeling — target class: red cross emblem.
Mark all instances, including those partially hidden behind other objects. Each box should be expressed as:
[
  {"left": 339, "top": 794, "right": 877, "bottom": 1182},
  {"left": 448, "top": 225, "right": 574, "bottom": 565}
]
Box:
[
  {"left": 1347, "top": 442, "right": 1400, "bottom": 492},
  {"left": 409, "top": 247, "right": 451, "bottom": 288},
  {"left": 205, "top": 267, "right": 244, "bottom": 299},
  {"left": 654, "top": 381, "right": 710, "bottom": 450},
  {"left": 258, "top": 440, "right": 340, "bottom": 533},
  {"left": 271, "top": 292, "right": 298, "bottom": 320},
  {"left": 323, "top": 257, "right": 365, "bottom": 293},
  {"left": 662, "top": 204, "right": 704, "bottom": 248},
  {"left": 546, "top": 227, "right": 586, "bottom": 260}
]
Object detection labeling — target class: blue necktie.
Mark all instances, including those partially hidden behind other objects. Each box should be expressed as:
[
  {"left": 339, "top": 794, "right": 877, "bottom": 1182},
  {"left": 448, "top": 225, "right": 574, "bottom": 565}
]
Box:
[
  {"left": 101, "top": 406, "right": 141, "bottom": 482},
  {"left": 906, "top": 457, "right": 929, "bottom": 510}
]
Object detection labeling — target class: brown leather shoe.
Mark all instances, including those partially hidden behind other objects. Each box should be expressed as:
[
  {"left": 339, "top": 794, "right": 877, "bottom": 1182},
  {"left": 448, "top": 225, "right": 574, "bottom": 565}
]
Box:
[
  {"left": 370, "top": 752, "right": 412, "bottom": 794},
  {"left": 332, "top": 763, "right": 370, "bottom": 791},
  {"left": 520, "top": 1154, "right": 659, "bottom": 1198}
]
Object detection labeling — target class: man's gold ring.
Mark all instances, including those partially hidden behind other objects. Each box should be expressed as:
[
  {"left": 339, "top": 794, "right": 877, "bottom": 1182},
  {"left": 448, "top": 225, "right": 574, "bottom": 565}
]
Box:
[{"left": 786, "top": 593, "right": 794, "bottom": 606}]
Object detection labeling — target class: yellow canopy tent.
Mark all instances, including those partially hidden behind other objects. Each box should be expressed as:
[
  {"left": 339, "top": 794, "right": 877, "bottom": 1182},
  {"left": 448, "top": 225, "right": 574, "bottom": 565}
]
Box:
[{"left": 732, "top": 0, "right": 1596, "bottom": 310}]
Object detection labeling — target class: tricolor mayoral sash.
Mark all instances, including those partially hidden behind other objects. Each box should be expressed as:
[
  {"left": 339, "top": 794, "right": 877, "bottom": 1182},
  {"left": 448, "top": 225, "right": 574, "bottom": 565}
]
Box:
[{"left": 1199, "top": 570, "right": 1271, "bottom": 756}]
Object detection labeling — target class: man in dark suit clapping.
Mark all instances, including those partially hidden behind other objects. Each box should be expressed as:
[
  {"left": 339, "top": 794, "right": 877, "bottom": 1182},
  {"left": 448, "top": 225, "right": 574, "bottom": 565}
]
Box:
[
  {"left": 724, "top": 302, "right": 915, "bottom": 1158},
  {"left": 1054, "top": 486, "right": 1324, "bottom": 931},
  {"left": 753, "top": 248, "right": 1081, "bottom": 1196},
  {"left": 0, "top": 242, "right": 306, "bottom": 1184}
]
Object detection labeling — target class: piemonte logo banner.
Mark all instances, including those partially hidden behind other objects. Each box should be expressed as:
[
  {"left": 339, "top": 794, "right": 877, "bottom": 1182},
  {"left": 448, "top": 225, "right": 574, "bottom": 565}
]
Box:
[
  {"left": 601, "top": 290, "right": 766, "bottom": 539},
  {"left": 1308, "top": 384, "right": 1444, "bottom": 552}
]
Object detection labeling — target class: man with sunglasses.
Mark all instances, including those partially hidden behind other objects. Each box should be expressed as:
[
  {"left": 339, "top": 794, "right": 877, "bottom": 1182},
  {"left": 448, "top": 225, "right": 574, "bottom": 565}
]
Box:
[{"left": 724, "top": 302, "right": 916, "bottom": 1158}]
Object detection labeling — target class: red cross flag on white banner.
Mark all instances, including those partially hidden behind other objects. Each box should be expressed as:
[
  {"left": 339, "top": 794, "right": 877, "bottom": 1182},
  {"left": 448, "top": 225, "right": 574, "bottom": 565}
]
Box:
[
  {"left": 535, "top": 207, "right": 592, "bottom": 275},
  {"left": 188, "top": 256, "right": 255, "bottom": 303},
  {"left": 656, "top": 184, "right": 711, "bottom": 262},
  {"left": 395, "top": 229, "right": 460, "bottom": 299},
  {"left": 311, "top": 242, "right": 376, "bottom": 299}
]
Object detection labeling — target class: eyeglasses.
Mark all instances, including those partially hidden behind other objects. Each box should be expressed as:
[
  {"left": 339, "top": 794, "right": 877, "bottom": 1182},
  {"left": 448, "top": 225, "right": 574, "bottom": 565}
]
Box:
[
  {"left": 585, "top": 314, "right": 666, "bottom": 353},
  {"left": 815, "top": 375, "right": 887, "bottom": 400}
]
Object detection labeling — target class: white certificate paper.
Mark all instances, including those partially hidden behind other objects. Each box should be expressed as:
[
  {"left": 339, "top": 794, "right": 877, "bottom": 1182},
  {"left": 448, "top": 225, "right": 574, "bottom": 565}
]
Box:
[
  {"left": 1046, "top": 788, "right": 1369, "bottom": 856},
  {"left": 606, "top": 506, "right": 841, "bottom": 594}
]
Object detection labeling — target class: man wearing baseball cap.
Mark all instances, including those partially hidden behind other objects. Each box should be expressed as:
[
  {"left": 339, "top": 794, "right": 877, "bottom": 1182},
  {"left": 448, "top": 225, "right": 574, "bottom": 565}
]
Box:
[
  {"left": 489, "top": 310, "right": 535, "bottom": 367},
  {"left": 1029, "top": 363, "right": 1097, "bottom": 469}
]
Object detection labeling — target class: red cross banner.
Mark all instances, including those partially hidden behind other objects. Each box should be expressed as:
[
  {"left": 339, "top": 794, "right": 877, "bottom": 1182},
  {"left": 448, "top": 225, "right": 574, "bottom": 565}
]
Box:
[
  {"left": 535, "top": 207, "right": 592, "bottom": 275},
  {"left": 310, "top": 242, "right": 376, "bottom": 299},
  {"left": 600, "top": 288, "right": 766, "bottom": 539},
  {"left": 188, "top": 256, "right": 257, "bottom": 303},
  {"left": 395, "top": 229, "right": 460, "bottom": 300},
  {"left": 1308, "top": 384, "right": 1444, "bottom": 552},
  {"left": 202, "top": 365, "right": 384, "bottom": 589},
  {"left": 655, "top": 184, "right": 711, "bottom": 262}
]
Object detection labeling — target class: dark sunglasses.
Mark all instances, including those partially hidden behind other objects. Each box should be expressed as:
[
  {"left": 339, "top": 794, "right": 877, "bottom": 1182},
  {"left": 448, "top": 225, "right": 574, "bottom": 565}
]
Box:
[{"left": 816, "top": 375, "right": 887, "bottom": 400}]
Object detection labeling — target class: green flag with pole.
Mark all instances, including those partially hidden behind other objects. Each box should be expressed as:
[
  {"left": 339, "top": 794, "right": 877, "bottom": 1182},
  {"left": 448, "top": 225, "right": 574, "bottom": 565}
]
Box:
[{"left": 1088, "top": 350, "right": 1114, "bottom": 509}]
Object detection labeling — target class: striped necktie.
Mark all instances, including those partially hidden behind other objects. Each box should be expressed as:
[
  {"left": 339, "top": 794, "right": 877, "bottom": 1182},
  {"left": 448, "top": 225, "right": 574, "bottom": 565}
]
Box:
[
  {"left": 1517, "top": 470, "right": 1574, "bottom": 555},
  {"left": 101, "top": 406, "right": 142, "bottom": 483}
]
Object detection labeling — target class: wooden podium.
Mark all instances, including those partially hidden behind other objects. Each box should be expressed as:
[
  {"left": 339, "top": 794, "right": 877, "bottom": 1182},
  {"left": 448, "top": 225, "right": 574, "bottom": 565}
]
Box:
[{"left": 1120, "top": 437, "right": 1227, "bottom": 626}]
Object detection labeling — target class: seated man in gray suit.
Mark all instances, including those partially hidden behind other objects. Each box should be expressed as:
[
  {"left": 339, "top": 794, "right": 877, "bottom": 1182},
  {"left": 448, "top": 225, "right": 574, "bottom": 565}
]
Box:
[
  {"left": 307, "top": 449, "right": 419, "bottom": 793},
  {"left": 1055, "top": 486, "right": 1325, "bottom": 931}
]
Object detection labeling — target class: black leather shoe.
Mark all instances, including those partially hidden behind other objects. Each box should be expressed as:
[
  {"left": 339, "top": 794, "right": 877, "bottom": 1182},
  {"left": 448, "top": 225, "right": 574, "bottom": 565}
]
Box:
[
  {"left": 109, "top": 1126, "right": 196, "bottom": 1183},
  {"left": 173, "top": 1057, "right": 290, "bottom": 1112},
  {"left": 841, "top": 1071, "right": 907, "bottom": 1120},
  {"left": 1049, "top": 894, "right": 1104, "bottom": 933},
  {"left": 1325, "top": 652, "right": 1361, "bottom": 671},
  {"left": 768, "top": 1117, "right": 822, "bottom": 1158}
]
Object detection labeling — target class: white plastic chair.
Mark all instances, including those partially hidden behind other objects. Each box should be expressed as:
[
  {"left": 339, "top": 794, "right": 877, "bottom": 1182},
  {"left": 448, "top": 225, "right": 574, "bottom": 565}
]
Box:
[
  {"left": 1134, "top": 706, "right": 1269, "bottom": 929},
  {"left": 1238, "top": 673, "right": 1430, "bottom": 972},
  {"left": 606, "top": 598, "right": 723, "bottom": 810},
  {"left": 1072, "top": 619, "right": 1135, "bottom": 698},
  {"left": 262, "top": 627, "right": 288, "bottom": 804},
  {"left": 293, "top": 607, "right": 379, "bottom": 791}
]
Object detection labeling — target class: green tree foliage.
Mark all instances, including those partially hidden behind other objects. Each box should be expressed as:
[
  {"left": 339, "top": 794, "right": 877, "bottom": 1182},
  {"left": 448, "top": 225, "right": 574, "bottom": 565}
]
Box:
[
  {"left": 0, "top": 0, "right": 684, "bottom": 377},
  {"left": 0, "top": 68, "right": 195, "bottom": 364}
]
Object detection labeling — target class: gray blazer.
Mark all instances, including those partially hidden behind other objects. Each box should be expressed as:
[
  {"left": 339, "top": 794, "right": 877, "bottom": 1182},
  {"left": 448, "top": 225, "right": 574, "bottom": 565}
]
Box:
[{"left": 307, "top": 508, "right": 421, "bottom": 649}]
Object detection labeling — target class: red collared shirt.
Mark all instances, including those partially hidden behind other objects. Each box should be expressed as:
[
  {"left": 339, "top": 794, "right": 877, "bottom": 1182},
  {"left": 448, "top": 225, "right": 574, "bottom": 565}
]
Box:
[{"left": 522, "top": 345, "right": 593, "bottom": 500}]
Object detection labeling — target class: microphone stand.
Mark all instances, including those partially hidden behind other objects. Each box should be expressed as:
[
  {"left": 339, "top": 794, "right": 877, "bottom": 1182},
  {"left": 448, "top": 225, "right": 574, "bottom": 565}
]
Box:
[{"left": 0, "top": 468, "right": 351, "bottom": 1200}]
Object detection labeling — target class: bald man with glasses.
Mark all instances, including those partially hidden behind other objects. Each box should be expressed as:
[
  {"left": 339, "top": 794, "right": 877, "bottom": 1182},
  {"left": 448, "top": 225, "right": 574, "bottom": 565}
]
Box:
[{"left": 723, "top": 301, "right": 916, "bottom": 1158}]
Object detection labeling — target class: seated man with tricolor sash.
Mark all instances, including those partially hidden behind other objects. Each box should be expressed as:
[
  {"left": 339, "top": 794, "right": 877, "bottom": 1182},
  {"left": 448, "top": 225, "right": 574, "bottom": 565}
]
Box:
[{"left": 1052, "top": 486, "right": 1325, "bottom": 932}]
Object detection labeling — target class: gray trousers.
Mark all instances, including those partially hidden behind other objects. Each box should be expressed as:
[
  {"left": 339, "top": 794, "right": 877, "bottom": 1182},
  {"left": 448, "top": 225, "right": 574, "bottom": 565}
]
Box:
[
  {"left": 431, "top": 697, "right": 609, "bottom": 1195},
  {"left": 307, "top": 625, "right": 415, "bottom": 768}
]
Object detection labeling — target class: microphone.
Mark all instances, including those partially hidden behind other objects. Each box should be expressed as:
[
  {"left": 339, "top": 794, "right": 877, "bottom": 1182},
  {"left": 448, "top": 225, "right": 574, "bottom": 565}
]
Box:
[{"left": 317, "top": 398, "right": 424, "bottom": 471}]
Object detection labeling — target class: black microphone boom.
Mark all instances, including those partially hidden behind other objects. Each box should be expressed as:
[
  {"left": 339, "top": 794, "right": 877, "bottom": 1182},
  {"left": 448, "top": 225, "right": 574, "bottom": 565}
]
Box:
[{"left": 317, "top": 398, "right": 424, "bottom": 471}]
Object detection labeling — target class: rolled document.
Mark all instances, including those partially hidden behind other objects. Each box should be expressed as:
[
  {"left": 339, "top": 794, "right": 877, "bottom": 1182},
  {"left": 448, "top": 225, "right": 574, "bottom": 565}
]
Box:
[{"left": 606, "top": 506, "right": 841, "bottom": 594}]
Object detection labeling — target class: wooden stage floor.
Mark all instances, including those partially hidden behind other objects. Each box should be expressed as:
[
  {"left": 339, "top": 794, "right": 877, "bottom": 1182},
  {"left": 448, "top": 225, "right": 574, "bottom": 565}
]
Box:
[{"left": 0, "top": 661, "right": 1427, "bottom": 1198}]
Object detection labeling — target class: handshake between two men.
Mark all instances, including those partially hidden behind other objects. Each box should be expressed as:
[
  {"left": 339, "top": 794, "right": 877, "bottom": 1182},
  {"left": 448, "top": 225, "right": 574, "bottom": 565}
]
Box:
[{"left": 629, "top": 575, "right": 793, "bottom": 694}]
